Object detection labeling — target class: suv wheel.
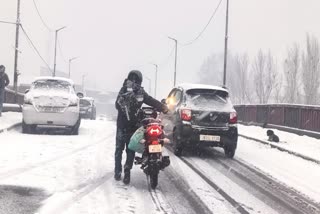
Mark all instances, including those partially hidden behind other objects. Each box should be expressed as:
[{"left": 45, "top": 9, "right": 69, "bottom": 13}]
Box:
[
  {"left": 173, "top": 128, "right": 183, "bottom": 157},
  {"left": 224, "top": 146, "right": 236, "bottom": 158}
]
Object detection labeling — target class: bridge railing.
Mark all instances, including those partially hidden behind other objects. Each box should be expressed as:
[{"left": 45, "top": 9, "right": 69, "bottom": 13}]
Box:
[{"left": 234, "top": 104, "right": 320, "bottom": 133}]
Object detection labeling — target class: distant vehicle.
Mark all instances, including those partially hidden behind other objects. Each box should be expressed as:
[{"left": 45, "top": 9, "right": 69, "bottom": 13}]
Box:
[
  {"left": 161, "top": 83, "right": 238, "bottom": 158},
  {"left": 22, "top": 76, "right": 81, "bottom": 135},
  {"left": 79, "top": 97, "right": 96, "bottom": 120}
]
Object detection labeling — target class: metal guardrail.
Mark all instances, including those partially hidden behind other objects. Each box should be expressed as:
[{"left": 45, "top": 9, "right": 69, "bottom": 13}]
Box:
[
  {"left": 4, "top": 88, "right": 24, "bottom": 105},
  {"left": 234, "top": 104, "right": 320, "bottom": 133}
]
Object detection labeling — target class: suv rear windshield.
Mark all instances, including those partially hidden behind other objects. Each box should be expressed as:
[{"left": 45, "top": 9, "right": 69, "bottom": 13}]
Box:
[
  {"left": 186, "top": 89, "right": 233, "bottom": 111},
  {"left": 80, "top": 99, "right": 91, "bottom": 107}
]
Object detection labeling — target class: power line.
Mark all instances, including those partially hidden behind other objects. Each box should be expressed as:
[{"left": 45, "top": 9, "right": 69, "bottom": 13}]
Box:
[
  {"left": 32, "top": 0, "right": 53, "bottom": 31},
  {"left": 180, "top": 0, "right": 224, "bottom": 46},
  {"left": 0, "top": 20, "right": 17, "bottom": 25},
  {"left": 20, "top": 24, "right": 52, "bottom": 72}
]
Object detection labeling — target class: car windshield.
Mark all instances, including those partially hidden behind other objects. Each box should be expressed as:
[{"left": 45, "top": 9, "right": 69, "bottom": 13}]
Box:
[
  {"left": 32, "top": 79, "right": 71, "bottom": 92},
  {"left": 186, "top": 89, "right": 233, "bottom": 111},
  {"left": 80, "top": 99, "right": 91, "bottom": 107}
]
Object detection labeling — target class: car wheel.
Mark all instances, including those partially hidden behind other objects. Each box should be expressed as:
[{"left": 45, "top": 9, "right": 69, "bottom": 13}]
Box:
[
  {"left": 173, "top": 128, "right": 183, "bottom": 157},
  {"left": 224, "top": 146, "right": 236, "bottom": 158},
  {"left": 70, "top": 117, "right": 81, "bottom": 135},
  {"left": 22, "top": 121, "right": 31, "bottom": 134}
]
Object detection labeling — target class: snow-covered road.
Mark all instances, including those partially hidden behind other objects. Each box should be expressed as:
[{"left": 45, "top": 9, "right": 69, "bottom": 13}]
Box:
[{"left": 0, "top": 115, "right": 320, "bottom": 214}]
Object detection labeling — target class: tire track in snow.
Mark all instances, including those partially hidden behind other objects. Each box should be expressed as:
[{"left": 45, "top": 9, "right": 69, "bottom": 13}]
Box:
[
  {"left": 38, "top": 172, "right": 114, "bottom": 214},
  {"left": 165, "top": 145, "right": 249, "bottom": 214},
  {"left": 146, "top": 175, "right": 173, "bottom": 214},
  {"left": 204, "top": 148, "right": 320, "bottom": 214},
  {"left": 0, "top": 134, "right": 113, "bottom": 180}
]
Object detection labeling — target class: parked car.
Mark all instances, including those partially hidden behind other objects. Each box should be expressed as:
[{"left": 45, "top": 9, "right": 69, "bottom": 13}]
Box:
[
  {"left": 161, "top": 83, "right": 238, "bottom": 158},
  {"left": 79, "top": 97, "right": 96, "bottom": 120},
  {"left": 22, "top": 76, "right": 81, "bottom": 135}
]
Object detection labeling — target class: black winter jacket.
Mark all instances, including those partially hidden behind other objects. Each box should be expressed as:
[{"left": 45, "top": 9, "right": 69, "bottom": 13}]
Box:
[
  {"left": 0, "top": 73, "right": 9, "bottom": 89},
  {"left": 115, "top": 79, "right": 165, "bottom": 130}
]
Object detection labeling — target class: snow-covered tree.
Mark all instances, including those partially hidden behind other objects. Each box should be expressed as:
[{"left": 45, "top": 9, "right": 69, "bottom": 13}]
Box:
[
  {"left": 302, "top": 34, "right": 320, "bottom": 105},
  {"left": 283, "top": 43, "right": 300, "bottom": 104},
  {"left": 252, "top": 50, "right": 278, "bottom": 104}
]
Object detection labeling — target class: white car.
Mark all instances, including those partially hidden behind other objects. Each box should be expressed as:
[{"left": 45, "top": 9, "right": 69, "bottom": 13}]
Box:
[{"left": 22, "top": 76, "right": 81, "bottom": 135}]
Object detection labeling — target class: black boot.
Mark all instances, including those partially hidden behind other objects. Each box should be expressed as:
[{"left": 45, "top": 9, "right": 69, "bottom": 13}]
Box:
[
  {"left": 114, "top": 172, "right": 121, "bottom": 181},
  {"left": 123, "top": 170, "right": 130, "bottom": 184}
]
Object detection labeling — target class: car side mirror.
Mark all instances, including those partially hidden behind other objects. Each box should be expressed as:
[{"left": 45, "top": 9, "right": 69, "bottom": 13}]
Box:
[{"left": 25, "top": 89, "right": 30, "bottom": 94}]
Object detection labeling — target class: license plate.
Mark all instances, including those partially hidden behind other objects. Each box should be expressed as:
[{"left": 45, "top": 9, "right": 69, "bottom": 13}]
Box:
[
  {"left": 149, "top": 144, "right": 162, "bottom": 153},
  {"left": 200, "top": 135, "right": 220, "bottom": 142}
]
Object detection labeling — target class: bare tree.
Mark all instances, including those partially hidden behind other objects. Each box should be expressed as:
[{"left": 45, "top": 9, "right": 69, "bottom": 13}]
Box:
[
  {"left": 302, "top": 34, "right": 320, "bottom": 105},
  {"left": 252, "top": 50, "right": 278, "bottom": 104},
  {"left": 234, "top": 53, "right": 251, "bottom": 104},
  {"left": 198, "top": 54, "right": 223, "bottom": 86},
  {"left": 283, "top": 43, "right": 300, "bottom": 103}
]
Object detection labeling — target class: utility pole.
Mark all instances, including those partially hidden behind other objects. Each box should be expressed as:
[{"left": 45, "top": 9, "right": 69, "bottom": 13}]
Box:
[
  {"left": 13, "top": 0, "right": 21, "bottom": 103},
  {"left": 223, "top": 0, "right": 229, "bottom": 87},
  {"left": 53, "top": 26, "right": 66, "bottom": 77},
  {"left": 151, "top": 63, "right": 158, "bottom": 98},
  {"left": 68, "top": 57, "right": 78, "bottom": 78},
  {"left": 168, "top": 37, "right": 178, "bottom": 87}
]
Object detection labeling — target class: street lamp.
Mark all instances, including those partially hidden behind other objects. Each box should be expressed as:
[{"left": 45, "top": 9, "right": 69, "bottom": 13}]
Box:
[
  {"left": 82, "top": 74, "right": 87, "bottom": 94},
  {"left": 53, "top": 26, "right": 66, "bottom": 77},
  {"left": 144, "top": 76, "right": 152, "bottom": 95},
  {"left": 150, "top": 63, "right": 158, "bottom": 98},
  {"left": 168, "top": 36, "right": 178, "bottom": 87},
  {"left": 68, "top": 57, "right": 79, "bottom": 78}
]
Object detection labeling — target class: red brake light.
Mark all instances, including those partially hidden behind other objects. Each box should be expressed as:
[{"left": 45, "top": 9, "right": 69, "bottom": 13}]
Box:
[
  {"left": 146, "top": 125, "right": 162, "bottom": 137},
  {"left": 230, "top": 112, "right": 237, "bottom": 124},
  {"left": 151, "top": 140, "right": 159, "bottom": 145},
  {"left": 180, "top": 108, "right": 192, "bottom": 121}
]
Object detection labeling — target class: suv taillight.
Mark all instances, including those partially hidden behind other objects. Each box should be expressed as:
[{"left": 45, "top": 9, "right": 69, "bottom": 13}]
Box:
[
  {"left": 180, "top": 108, "right": 192, "bottom": 121},
  {"left": 230, "top": 112, "right": 237, "bottom": 124}
]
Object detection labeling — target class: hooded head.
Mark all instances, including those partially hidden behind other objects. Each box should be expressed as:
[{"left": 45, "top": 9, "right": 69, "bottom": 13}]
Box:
[{"left": 127, "top": 70, "right": 143, "bottom": 85}]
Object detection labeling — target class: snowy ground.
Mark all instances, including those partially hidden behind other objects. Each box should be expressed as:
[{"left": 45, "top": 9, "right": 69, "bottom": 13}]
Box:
[
  {"left": 0, "top": 112, "right": 320, "bottom": 214},
  {"left": 238, "top": 124, "right": 320, "bottom": 162},
  {"left": 0, "top": 112, "right": 21, "bottom": 130}
]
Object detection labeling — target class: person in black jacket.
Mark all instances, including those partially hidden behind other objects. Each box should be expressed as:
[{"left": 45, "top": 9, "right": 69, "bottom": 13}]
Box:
[
  {"left": 0, "top": 65, "right": 10, "bottom": 117},
  {"left": 114, "top": 70, "right": 168, "bottom": 184}
]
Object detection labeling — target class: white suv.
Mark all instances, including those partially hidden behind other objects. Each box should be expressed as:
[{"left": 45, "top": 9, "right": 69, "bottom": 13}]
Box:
[{"left": 22, "top": 76, "right": 81, "bottom": 135}]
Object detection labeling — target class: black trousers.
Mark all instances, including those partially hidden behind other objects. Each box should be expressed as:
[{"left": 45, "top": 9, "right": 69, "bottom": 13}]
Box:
[{"left": 114, "top": 127, "right": 136, "bottom": 174}]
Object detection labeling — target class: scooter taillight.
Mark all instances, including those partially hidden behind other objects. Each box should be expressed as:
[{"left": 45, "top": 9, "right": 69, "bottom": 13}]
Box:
[
  {"left": 151, "top": 140, "right": 159, "bottom": 145},
  {"left": 146, "top": 124, "right": 162, "bottom": 137}
]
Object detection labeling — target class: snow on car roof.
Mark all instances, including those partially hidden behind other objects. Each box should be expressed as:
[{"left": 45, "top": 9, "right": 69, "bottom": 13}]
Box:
[
  {"left": 33, "top": 76, "right": 75, "bottom": 85},
  {"left": 176, "top": 83, "right": 228, "bottom": 92},
  {"left": 81, "top": 97, "right": 94, "bottom": 101}
]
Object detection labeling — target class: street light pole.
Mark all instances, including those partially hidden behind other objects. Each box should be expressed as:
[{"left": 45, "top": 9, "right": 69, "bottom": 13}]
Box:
[
  {"left": 53, "top": 26, "right": 66, "bottom": 77},
  {"left": 151, "top": 63, "right": 158, "bottom": 98},
  {"left": 223, "top": 0, "right": 229, "bottom": 87},
  {"left": 82, "top": 74, "right": 87, "bottom": 94},
  {"left": 144, "top": 76, "right": 152, "bottom": 94},
  {"left": 168, "top": 37, "right": 178, "bottom": 87},
  {"left": 13, "top": 0, "right": 21, "bottom": 103},
  {"left": 68, "top": 57, "right": 78, "bottom": 78}
]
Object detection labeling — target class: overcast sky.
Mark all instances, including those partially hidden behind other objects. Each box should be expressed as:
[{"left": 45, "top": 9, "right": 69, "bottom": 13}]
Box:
[{"left": 1, "top": 0, "right": 320, "bottom": 99}]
